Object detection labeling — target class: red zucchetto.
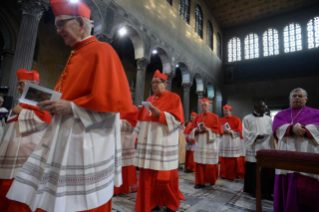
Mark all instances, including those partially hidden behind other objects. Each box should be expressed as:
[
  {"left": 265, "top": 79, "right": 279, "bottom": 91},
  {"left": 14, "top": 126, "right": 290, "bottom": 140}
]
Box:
[
  {"left": 50, "top": 0, "right": 91, "bottom": 19},
  {"left": 223, "top": 104, "right": 232, "bottom": 111},
  {"left": 153, "top": 70, "right": 168, "bottom": 81},
  {"left": 199, "top": 97, "right": 211, "bottom": 104},
  {"left": 17, "top": 69, "right": 40, "bottom": 83},
  {"left": 191, "top": 112, "right": 197, "bottom": 117}
]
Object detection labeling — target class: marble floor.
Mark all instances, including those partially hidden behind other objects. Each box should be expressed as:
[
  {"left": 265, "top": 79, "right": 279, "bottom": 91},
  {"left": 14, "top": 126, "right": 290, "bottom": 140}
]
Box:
[{"left": 112, "top": 169, "right": 274, "bottom": 212}]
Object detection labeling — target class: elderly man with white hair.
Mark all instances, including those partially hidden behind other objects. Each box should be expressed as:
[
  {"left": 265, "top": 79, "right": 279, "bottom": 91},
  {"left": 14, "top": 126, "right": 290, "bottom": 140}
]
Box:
[
  {"left": 188, "top": 98, "right": 223, "bottom": 188},
  {"left": 273, "top": 88, "right": 319, "bottom": 212},
  {"left": 6, "top": 0, "right": 134, "bottom": 212}
]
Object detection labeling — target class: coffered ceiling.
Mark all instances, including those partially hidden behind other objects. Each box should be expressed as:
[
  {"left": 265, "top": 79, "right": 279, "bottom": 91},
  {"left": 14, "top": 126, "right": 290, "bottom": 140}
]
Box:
[{"left": 204, "top": 0, "right": 319, "bottom": 29}]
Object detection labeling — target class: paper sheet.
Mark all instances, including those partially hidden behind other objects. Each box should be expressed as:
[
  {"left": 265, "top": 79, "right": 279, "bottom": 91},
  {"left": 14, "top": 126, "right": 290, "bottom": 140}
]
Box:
[{"left": 142, "top": 101, "right": 152, "bottom": 112}]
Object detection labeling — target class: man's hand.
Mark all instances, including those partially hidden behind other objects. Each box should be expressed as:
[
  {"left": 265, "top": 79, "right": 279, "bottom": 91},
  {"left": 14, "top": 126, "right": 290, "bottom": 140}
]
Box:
[
  {"left": 293, "top": 125, "right": 306, "bottom": 137},
  {"left": 13, "top": 105, "right": 23, "bottom": 114},
  {"left": 187, "top": 139, "right": 193, "bottom": 145},
  {"left": 149, "top": 106, "right": 160, "bottom": 117},
  {"left": 38, "top": 99, "right": 73, "bottom": 115},
  {"left": 224, "top": 130, "right": 231, "bottom": 135},
  {"left": 256, "top": 134, "right": 264, "bottom": 139}
]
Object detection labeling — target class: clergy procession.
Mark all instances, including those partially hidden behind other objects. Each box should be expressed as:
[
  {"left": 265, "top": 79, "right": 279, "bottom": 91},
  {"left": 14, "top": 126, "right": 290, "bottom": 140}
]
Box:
[{"left": 0, "top": 0, "right": 318, "bottom": 212}]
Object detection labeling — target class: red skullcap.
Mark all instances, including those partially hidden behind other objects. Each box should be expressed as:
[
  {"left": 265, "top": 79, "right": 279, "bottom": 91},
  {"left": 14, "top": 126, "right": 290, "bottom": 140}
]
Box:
[
  {"left": 223, "top": 104, "right": 232, "bottom": 111},
  {"left": 51, "top": 0, "right": 91, "bottom": 19},
  {"left": 17, "top": 69, "right": 40, "bottom": 83},
  {"left": 191, "top": 112, "right": 197, "bottom": 117},
  {"left": 200, "top": 98, "right": 211, "bottom": 104},
  {"left": 153, "top": 70, "right": 168, "bottom": 81}
]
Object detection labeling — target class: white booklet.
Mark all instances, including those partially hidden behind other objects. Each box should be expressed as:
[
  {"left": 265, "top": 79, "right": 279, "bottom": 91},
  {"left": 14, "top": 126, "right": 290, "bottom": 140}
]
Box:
[
  {"left": 19, "top": 82, "right": 62, "bottom": 107},
  {"left": 141, "top": 101, "right": 152, "bottom": 112},
  {"left": 222, "top": 123, "right": 231, "bottom": 131}
]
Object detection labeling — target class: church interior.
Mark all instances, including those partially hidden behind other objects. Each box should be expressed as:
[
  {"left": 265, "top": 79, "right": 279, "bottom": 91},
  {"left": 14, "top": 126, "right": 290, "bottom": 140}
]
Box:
[{"left": 1, "top": 0, "right": 319, "bottom": 212}]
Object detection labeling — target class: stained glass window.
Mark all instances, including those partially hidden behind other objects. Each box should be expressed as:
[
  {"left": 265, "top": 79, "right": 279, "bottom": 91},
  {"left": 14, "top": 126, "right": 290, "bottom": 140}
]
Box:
[
  {"left": 195, "top": 5, "right": 203, "bottom": 38},
  {"left": 283, "top": 23, "right": 302, "bottom": 53},
  {"left": 307, "top": 17, "right": 319, "bottom": 49},
  {"left": 244, "top": 33, "right": 259, "bottom": 59},
  {"left": 263, "top": 28, "right": 279, "bottom": 56},
  {"left": 166, "top": 0, "right": 172, "bottom": 5},
  {"left": 179, "top": 0, "right": 190, "bottom": 24},
  {"left": 207, "top": 21, "right": 213, "bottom": 50},
  {"left": 228, "top": 37, "right": 241, "bottom": 62},
  {"left": 217, "top": 33, "right": 221, "bottom": 59}
]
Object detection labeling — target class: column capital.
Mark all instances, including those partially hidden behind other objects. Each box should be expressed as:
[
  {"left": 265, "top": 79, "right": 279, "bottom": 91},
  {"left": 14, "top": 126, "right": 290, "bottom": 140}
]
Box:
[
  {"left": 183, "top": 83, "right": 192, "bottom": 92},
  {"left": 136, "top": 57, "right": 149, "bottom": 69},
  {"left": 18, "top": 0, "right": 49, "bottom": 20},
  {"left": 96, "top": 33, "right": 113, "bottom": 44}
]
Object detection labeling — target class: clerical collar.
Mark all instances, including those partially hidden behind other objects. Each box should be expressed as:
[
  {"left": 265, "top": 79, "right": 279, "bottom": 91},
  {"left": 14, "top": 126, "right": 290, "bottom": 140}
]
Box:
[
  {"left": 155, "top": 89, "right": 168, "bottom": 97},
  {"left": 73, "top": 36, "right": 97, "bottom": 51},
  {"left": 253, "top": 111, "right": 264, "bottom": 117},
  {"left": 81, "top": 35, "right": 93, "bottom": 42}
]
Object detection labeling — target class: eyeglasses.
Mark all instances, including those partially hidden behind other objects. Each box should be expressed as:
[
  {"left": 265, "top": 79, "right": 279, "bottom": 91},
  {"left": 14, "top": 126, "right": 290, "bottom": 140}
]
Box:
[
  {"left": 151, "top": 81, "right": 164, "bottom": 85},
  {"left": 55, "top": 18, "right": 76, "bottom": 29},
  {"left": 17, "top": 82, "right": 26, "bottom": 87}
]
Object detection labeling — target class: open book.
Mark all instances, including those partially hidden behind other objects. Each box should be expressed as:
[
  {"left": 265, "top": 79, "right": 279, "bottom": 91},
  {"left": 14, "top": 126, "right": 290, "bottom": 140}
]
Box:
[
  {"left": 222, "top": 123, "right": 231, "bottom": 131},
  {"left": 19, "top": 82, "right": 62, "bottom": 107}
]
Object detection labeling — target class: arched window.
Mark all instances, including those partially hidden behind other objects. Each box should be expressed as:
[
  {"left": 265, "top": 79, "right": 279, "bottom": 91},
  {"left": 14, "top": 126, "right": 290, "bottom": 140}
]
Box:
[
  {"left": 307, "top": 17, "right": 319, "bottom": 49},
  {"left": 195, "top": 5, "right": 203, "bottom": 38},
  {"left": 263, "top": 28, "right": 279, "bottom": 56},
  {"left": 244, "top": 33, "right": 259, "bottom": 59},
  {"left": 228, "top": 37, "right": 241, "bottom": 62},
  {"left": 207, "top": 21, "right": 213, "bottom": 50},
  {"left": 283, "top": 23, "right": 302, "bottom": 53},
  {"left": 217, "top": 33, "right": 221, "bottom": 59},
  {"left": 179, "top": 0, "right": 190, "bottom": 24}
]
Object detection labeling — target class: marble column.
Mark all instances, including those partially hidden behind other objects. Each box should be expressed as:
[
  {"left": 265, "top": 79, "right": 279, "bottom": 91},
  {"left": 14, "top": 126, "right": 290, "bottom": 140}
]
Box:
[
  {"left": 8, "top": 0, "right": 48, "bottom": 104},
  {"left": 0, "top": 50, "right": 14, "bottom": 86},
  {"left": 96, "top": 33, "right": 113, "bottom": 44},
  {"left": 183, "top": 83, "right": 191, "bottom": 122},
  {"left": 197, "top": 91, "right": 204, "bottom": 114},
  {"left": 166, "top": 74, "right": 174, "bottom": 92},
  {"left": 135, "top": 57, "right": 149, "bottom": 106}
]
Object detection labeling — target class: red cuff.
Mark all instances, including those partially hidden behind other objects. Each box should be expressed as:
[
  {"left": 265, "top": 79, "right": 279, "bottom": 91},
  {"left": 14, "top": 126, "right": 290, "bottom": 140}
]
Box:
[
  {"left": 284, "top": 125, "right": 293, "bottom": 136},
  {"left": 158, "top": 111, "right": 167, "bottom": 125},
  {"left": 191, "top": 139, "right": 195, "bottom": 144},
  {"left": 305, "top": 128, "right": 314, "bottom": 138},
  {"left": 135, "top": 138, "right": 138, "bottom": 144}
]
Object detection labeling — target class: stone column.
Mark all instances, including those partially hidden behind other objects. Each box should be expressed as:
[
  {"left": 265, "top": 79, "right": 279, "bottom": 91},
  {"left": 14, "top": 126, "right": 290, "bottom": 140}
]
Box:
[
  {"left": 135, "top": 57, "right": 148, "bottom": 106},
  {"left": 208, "top": 98, "right": 213, "bottom": 112},
  {"left": 166, "top": 74, "right": 174, "bottom": 92},
  {"left": 96, "top": 33, "right": 113, "bottom": 44},
  {"left": 197, "top": 91, "right": 204, "bottom": 114},
  {"left": 0, "top": 50, "right": 14, "bottom": 86},
  {"left": 183, "top": 83, "right": 191, "bottom": 122},
  {"left": 8, "top": 0, "right": 48, "bottom": 104}
]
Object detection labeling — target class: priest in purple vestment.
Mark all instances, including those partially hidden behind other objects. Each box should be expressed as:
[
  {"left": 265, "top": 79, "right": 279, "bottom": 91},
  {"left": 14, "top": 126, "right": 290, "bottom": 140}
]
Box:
[{"left": 273, "top": 87, "right": 319, "bottom": 212}]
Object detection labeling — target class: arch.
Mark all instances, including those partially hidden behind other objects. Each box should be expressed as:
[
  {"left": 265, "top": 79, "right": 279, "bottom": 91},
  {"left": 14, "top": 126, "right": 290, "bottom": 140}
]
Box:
[
  {"left": 195, "top": 5, "right": 203, "bottom": 38},
  {"left": 283, "top": 23, "right": 302, "bottom": 53},
  {"left": 193, "top": 73, "right": 204, "bottom": 92},
  {"left": 263, "top": 28, "right": 279, "bottom": 56},
  {"left": 176, "top": 62, "right": 190, "bottom": 84},
  {"left": 149, "top": 47, "right": 171, "bottom": 74},
  {"left": 81, "top": 0, "right": 104, "bottom": 36},
  {"left": 179, "top": 0, "right": 190, "bottom": 24},
  {"left": 113, "top": 25, "right": 145, "bottom": 59},
  {"left": 207, "top": 20, "right": 213, "bottom": 50},
  {"left": 228, "top": 37, "right": 241, "bottom": 62},
  {"left": 0, "top": 5, "right": 19, "bottom": 51}
]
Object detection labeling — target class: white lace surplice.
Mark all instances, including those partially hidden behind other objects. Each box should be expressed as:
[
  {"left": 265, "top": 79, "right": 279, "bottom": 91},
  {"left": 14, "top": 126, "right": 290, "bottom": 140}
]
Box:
[
  {"left": 6, "top": 103, "right": 122, "bottom": 212},
  {"left": 219, "top": 131, "right": 241, "bottom": 158},
  {"left": 133, "top": 112, "right": 181, "bottom": 171},
  {"left": 0, "top": 109, "right": 48, "bottom": 179},
  {"left": 120, "top": 119, "right": 136, "bottom": 167},
  {"left": 191, "top": 128, "right": 220, "bottom": 165},
  {"left": 242, "top": 114, "right": 274, "bottom": 162},
  {"left": 275, "top": 124, "right": 319, "bottom": 180}
]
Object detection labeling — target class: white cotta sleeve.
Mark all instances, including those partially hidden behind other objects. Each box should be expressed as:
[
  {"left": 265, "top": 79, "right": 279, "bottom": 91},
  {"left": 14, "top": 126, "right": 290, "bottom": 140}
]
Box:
[
  {"left": 71, "top": 102, "right": 117, "bottom": 128},
  {"left": 164, "top": 112, "right": 182, "bottom": 133},
  {"left": 242, "top": 117, "right": 258, "bottom": 146},
  {"left": 305, "top": 124, "right": 319, "bottom": 146},
  {"left": 275, "top": 124, "right": 290, "bottom": 141},
  {"left": 18, "top": 109, "right": 49, "bottom": 134}
]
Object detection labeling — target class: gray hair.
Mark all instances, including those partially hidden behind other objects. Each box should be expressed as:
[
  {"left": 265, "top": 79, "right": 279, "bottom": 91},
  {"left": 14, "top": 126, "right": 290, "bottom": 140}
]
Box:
[
  {"left": 72, "top": 16, "right": 94, "bottom": 34},
  {"left": 289, "top": 88, "right": 308, "bottom": 98}
]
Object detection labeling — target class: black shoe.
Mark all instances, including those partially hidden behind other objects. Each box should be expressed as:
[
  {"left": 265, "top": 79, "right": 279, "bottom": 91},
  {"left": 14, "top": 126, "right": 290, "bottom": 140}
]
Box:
[
  {"left": 167, "top": 208, "right": 175, "bottom": 212},
  {"left": 151, "top": 206, "right": 161, "bottom": 211},
  {"left": 194, "top": 184, "right": 205, "bottom": 189}
]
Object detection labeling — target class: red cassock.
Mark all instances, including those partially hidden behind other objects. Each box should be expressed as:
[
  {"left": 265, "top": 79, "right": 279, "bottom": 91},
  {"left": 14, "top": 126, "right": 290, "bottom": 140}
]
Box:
[
  {"left": 135, "top": 90, "right": 185, "bottom": 212},
  {"left": 0, "top": 104, "right": 51, "bottom": 212},
  {"left": 184, "top": 123, "right": 195, "bottom": 172},
  {"left": 190, "top": 112, "right": 223, "bottom": 185},
  {"left": 114, "top": 106, "right": 139, "bottom": 195},
  {"left": 219, "top": 116, "right": 244, "bottom": 180}
]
